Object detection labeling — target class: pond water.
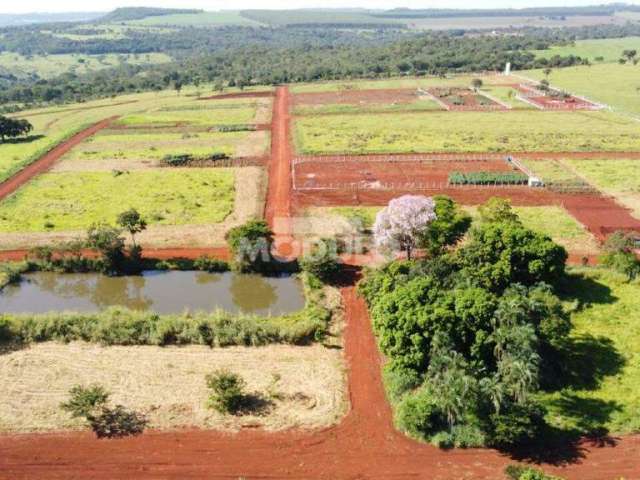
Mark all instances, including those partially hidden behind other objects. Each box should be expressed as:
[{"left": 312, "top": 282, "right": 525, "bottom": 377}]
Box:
[{"left": 0, "top": 271, "right": 305, "bottom": 316}]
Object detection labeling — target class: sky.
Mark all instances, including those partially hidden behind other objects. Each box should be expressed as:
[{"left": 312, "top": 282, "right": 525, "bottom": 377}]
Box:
[{"left": 1, "top": 0, "right": 639, "bottom": 14}]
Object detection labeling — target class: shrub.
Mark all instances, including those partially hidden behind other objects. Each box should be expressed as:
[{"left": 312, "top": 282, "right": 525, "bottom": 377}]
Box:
[
  {"left": 60, "top": 384, "right": 110, "bottom": 418},
  {"left": 226, "top": 220, "right": 274, "bottom": 273},
  {"left": 161, "top": 152, "right": 230, "bottom": 166},
  {"left": 88, "top": 405, "right": 148, "bottom": 438},
  {"left": 86, "top": 224, "right": 126, "bottom": 274},
  {"left": 488, "top": 401, "right": 547, "bottom": 449},
  {"left": 206, "top": 369, "right": 246, "bottom": 414},
  {"left": 193, "top": 256, "right": 229, "bottom": 273},
  {"left": 600, "top": 230, "right": 640, "bottom": 281},
  {"left": 382, "top": 363, "right": 422, "bottom": 403},
  {"left": 217, "top": 124, "right": 256, "bottom": 132},
  {"left": 505, "top": 465, "right": 564, "bottom": 480},
  {"left": 448, "top": 171, "right": 528, "bottom": 186},
  {"left": 396, "top": 389, "right": 442, "bottom": 441},
  {"left": 299, "top": 238, "right": 340, "bottom": 282}
]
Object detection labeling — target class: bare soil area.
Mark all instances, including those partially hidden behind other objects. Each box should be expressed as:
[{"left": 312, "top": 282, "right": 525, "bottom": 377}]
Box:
[{"left": 293, "top": 88, "right": 420, "bottom": 106}]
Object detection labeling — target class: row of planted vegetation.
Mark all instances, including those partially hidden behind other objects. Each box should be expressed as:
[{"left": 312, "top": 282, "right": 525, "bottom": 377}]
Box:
[
  {"left": 0, "top": 214, "right": 339, "bottom": 348},
  {"left": 361, "top": 195, "right": 638, "bottom": 451},
  {"left": 448, "top": 171, "right": 529, "bottom": 186}
]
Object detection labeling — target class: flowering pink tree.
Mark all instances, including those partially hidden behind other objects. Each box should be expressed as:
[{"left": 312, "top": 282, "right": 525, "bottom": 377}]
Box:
[{"left": 373, "top": 195, "right": 437, "bottom": 260}]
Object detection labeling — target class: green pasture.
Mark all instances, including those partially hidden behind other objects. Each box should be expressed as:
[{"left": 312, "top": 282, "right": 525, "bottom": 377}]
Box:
[
  {"left": 532, "top": 36, "right": 640, "bottom": 63},
  {"left": 62, "top": 130, "right": 256, "bottom": 161},
  {"left": 0, "top": 52, "right": 171, "bottom": 80},
  {"left": 117, "top": 104, "right": 259, "bottom": 127},
  {"left": 290, "top": 74, "right": 513, "bottom": 94},
  {"left": 293, "top": 99, "right": 441, "bottom": 116},
  {"left": 294, "top": 110, "right": 640, "bottom": 154},
  {"left": 128, "top": 11, "right": 260, "bottom": 26},
  {"left": 542, "top": 267, "right": 640, "bottom": 435},
  {"left": 0, "top": 169, "right": 235, "bottom": 232},
  {"left": 480, "top": 86, "right": 535, "bottom": 109},
  {"left": 522, "top": 63, "right": 640, "bottom": 116}
]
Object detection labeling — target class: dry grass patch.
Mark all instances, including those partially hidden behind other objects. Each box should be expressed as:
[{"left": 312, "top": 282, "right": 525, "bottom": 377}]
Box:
[{"left": 0, "top": 341, "right": 347, "bottom": 433}]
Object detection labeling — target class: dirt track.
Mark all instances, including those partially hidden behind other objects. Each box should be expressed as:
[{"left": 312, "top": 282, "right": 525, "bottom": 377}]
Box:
[{"left": 0, "top": 118, "right": 117, "bottom": 202}]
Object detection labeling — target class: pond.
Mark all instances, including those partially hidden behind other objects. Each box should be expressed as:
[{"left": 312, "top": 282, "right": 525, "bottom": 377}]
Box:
[{"left": 0, "top": 271, "right": 306, "bottom": 316}]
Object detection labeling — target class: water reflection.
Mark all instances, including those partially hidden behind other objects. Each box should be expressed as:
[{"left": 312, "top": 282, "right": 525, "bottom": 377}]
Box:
[{"left": 0, "top": 271, "right": 304, "bottom": 316}]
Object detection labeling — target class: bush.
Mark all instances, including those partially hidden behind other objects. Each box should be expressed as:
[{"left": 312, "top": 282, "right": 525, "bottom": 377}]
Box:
[
  {"left": 505, "top": 465, "right": 564, "bottom": 480},
  {"left": 449, "top": 171, "right": 528, "bottom": 186},
  {"left": 206, "top": 369, "right": 246, "bottom": 414},
  {"left": 396, "top": 389, "right": 443, "bottom": 441},
  {"left": 226, "top": 220, "right": 274, "bottom": 273},
  {"left": 382, "top": 363, "right": 422, "bottom": 403},
  {"left": 161, "top": 152, "right": 230, "bottom": 166},
  {"left": 488, "top": 401, "right": 547, "bottom": 449},
  {"left": 600, "top": 230, "right": 640, "bottom": 281},
  {"left": 193, "top": 255, "right": 229, "bottom": 273},
  {"left": 60, "top": 384, "right": 110, "bottom": 418},
  {"left": 299, "top": 238, "right": 340, "bottom": 282},
  {"left": 88, "top": 405, "right": 148, "bottom": 438}
]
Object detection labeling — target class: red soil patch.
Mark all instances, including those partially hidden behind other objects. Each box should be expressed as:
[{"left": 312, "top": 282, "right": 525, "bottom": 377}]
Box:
[
  {"left": 426, "top": 87, "right": 506, "bottom": 111},
  {"left": 293, "top": 88, "right": 419, "bottom": 106},
  {"left": 265, "top": 86, "right": 295, "bottom": 258},
  {"left": 512, "top": 84, "right": 601, "bottom": 111},
  {"left": 562, "top": 195, "right": 640, "bottom": 241},
  {"left": 199, "top": 91, "right": 275, "bottom": 100},
  {"left": 2, "top": 288, "right": 639, "bottom": 480},
  {"left": 294, "top": 158, "right": 520, "bottom": 190},
  {"left": 0, "top": 117, "right": 117, "bottom": 202}
]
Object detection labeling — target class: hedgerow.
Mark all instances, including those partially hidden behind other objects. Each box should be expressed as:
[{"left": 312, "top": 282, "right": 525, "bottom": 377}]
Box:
[{"left": 448, "top": 171, "right": 528, "bottom": 185}]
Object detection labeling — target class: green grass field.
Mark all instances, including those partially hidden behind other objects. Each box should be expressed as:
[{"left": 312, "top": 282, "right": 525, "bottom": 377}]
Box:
[
  {"left": 532, "top": 36, "right": 640, "bottom": 63},
  {"left": 128, "top": 11, "right": 260, "bottom": 26},
  {"left": 564, "top": 158, "right": 640, "bottom": 218},
  {"left": 463, "top": 205, "right": 599, "bottom": 254},
  {"left": 117, "top": 103, "right": 259, "bottom": 127},
  {"left": 543, "top": 267, "right": 640, "bottom": 435},
  {"left": 0, "top": 169, "right": 235, "bottom": 232},
  {"left": 293, "top": 99, "right": 441, "bottom": 116},
  {"left": 519, "top": 159, "right": 584, "bottom": 184},
  {"left": 522, "top": 63, "right": 640, "bottom": 117},
  {"left": 0, "top": 52, "right": 171, "bottom": 80},
  {"left": 479, "top": 86, "right": 534, "bottom": 109},
  {"left": 290, "top": 74, "right": 514, "bottom": 94},
  {"left": 294, "top": 110, "right": 640, "bottom": 154},
  {"left": 0, "top": 89, "right": 222, "bottom": 183},
  {"left": 62, "top": 130, "right": 258, "bottom": 162}
]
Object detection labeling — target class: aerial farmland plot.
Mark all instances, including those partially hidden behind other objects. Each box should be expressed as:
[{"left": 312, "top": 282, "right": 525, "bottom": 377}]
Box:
[{"left": 3, "top": 8, "right": 640, "bottom": 477}]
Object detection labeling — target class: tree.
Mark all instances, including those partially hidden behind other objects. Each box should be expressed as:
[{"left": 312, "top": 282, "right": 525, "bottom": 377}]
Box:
[
  {"left": 117, "top": 209, "right": 147, "bottom": 248},
  {"left": 173, "top": 80, "right": 183, "bottom": 95},
  {"left": 374, "top": 195, "right": 437, "bottom": 260},
  {"left": 0, "top": 116, "right": 33, "bottom": 142},
  {"left": 420, "top": 195, "right": 471, "bottom": 256},
  {"left": 600, "top": 230, "right": 640, "bottom": 281},
  {"left": 226, "top": 220, "right": 273, "bottom": 273},
  {"left": 622, "top": 49, "right": 637, "bottom": 64},
  {"left": 299, "top": 238, "right": 340, "bottom": 282},
  {"left": 426, "top": 332, "right": 478, "bottom": 428},
  {"left": 457, "top": 221, "right": 567, "bottom": 292},
  {"left": 471, "top": 78, "right": 483, "bottom": 92},
  {"left": 86, "top": 224, "right": 126, "bottom": 274},
  {"left": 478, "top": 197, "right": 520, "bottom": 224},
  {"left": 543, "top": 67, "right": 552, "bottom": 78}
]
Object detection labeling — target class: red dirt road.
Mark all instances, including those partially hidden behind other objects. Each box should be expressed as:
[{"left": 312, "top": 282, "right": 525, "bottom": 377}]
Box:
[
  {"left": 1, "top": 289, "right": 639, "bottom": 480},
  {"left": 265, "top": 86, "right": 296, "bottom": 257},
  {"left": 0, "top": 118, "right": 117, "bottom": 202},
  {"left": 0, "top": 247, "right": 230, "bottom": 263}
]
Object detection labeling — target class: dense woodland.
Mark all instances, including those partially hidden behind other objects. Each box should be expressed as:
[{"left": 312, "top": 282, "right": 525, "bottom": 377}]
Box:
[{"left": 1, "top": 7, "right": 640, "bottom": 108}]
